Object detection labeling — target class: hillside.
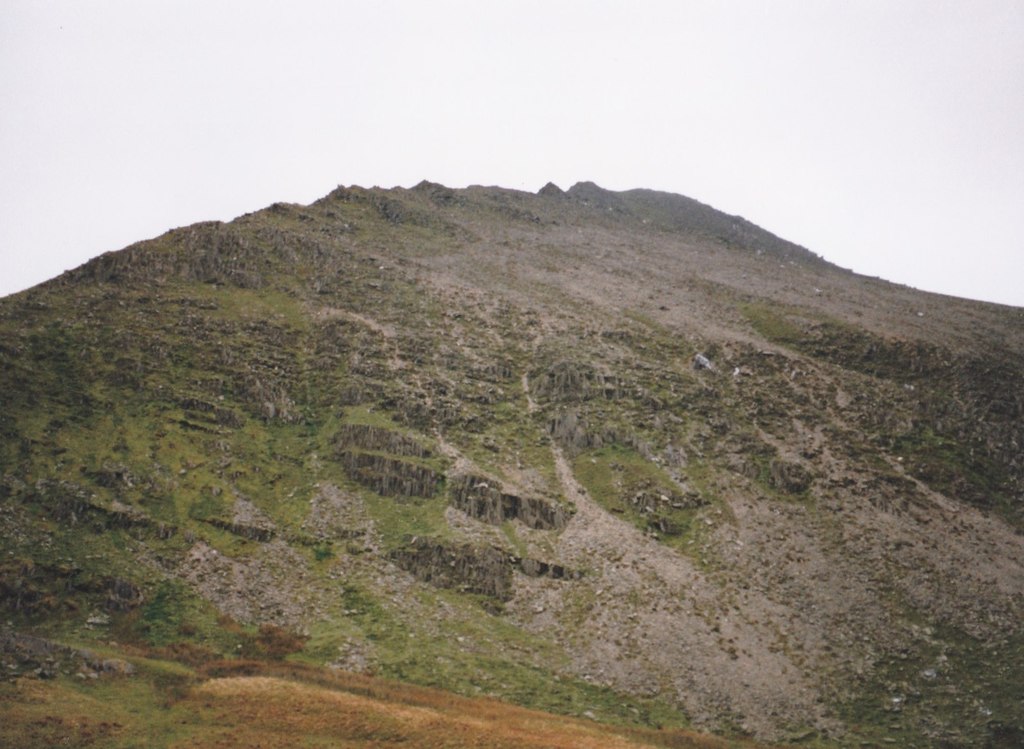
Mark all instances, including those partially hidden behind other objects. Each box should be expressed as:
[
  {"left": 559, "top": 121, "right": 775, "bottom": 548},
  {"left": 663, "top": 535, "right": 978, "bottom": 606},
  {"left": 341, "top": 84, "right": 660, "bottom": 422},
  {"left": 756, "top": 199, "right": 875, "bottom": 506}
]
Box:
[{"left": 2, "top": 181, "right": 1022, "bottom": 748}]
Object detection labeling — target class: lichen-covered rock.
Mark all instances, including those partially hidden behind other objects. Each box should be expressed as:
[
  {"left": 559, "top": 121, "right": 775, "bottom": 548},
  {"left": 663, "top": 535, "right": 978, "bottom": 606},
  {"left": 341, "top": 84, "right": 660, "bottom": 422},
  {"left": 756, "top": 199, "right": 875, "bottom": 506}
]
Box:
[
  {"left": 104, "top": 577, "right": 144, "bottom": 611},
  {"left": 388, "top": 536, "right": 576, "bottom": 601},
  {"left": 389, "top": 538, "right": 513, "bottom": 599},
  {"left": 337, "top": 452, "right": 440, "bottom": 498},
  {"left": 449, "top": 474, "right": 569, "bottom": 530},
  {"left": 767, "top": 459, "right": 813, "bottom": 495},
  {"left": 334, "top": 424, "right": 430, "bottom": 458},
  {"left": 531, "top": 361, "right": 628, "bottom": 403}
]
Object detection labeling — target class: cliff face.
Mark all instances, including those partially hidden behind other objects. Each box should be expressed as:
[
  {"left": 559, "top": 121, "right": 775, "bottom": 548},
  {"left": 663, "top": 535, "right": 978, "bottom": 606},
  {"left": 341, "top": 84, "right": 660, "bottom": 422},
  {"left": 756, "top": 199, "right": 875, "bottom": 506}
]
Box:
[{"left": 1, "top": 181, "right": 1022, "bottom": 747}]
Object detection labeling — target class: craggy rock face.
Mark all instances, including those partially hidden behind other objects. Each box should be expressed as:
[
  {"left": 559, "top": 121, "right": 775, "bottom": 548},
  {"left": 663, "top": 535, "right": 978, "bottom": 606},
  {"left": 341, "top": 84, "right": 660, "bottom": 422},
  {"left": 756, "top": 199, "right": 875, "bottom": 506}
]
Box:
[
  {"left": 2, "top": 181, "right": 1023, "bottom": 746},
  {"left": 448, "top": 474, "right": 569, "bottom": 530}
]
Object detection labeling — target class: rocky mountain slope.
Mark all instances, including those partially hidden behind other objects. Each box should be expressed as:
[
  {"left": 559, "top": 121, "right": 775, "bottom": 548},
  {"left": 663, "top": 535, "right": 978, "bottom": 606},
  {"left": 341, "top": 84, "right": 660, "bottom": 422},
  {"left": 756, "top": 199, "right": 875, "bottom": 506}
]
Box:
[{"left": 2, "top": 180, "right": 1022, "bottom": 747}]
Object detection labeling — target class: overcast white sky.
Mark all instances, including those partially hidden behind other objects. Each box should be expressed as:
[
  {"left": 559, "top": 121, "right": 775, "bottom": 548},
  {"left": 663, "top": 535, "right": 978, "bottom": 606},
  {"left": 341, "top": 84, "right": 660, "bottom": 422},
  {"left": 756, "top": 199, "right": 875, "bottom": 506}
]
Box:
[{"left": 2, "top": 1, "right": 1022, "bottom": 306}]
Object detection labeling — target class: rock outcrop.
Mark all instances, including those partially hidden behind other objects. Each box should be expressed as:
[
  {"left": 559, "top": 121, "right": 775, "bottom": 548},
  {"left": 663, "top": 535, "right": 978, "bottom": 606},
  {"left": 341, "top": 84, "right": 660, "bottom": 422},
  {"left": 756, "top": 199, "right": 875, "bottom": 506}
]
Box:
[
  {"left": 389, "top": 538, "right": 514, "bottom": 599},
  {"left": 388, "top": 537, "right": 576, "bottom": 601},
  {"left": 336, "top": 452, "right": 441, "bottom": 498},
  {"left": 448, "top": 474, "right": 569, "bottom": 530}
]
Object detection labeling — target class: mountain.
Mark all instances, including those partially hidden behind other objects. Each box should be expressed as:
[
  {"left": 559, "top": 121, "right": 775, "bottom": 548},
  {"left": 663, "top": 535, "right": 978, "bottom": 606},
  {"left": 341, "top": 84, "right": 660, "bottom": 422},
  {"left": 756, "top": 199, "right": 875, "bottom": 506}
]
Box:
[{"left": 2, "top": 181, "right": 1022, "bottom": 748}]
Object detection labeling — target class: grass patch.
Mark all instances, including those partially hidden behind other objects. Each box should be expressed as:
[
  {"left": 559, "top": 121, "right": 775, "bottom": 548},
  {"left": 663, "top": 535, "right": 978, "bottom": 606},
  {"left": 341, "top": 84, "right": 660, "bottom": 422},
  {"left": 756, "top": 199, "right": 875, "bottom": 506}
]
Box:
[
  {"left": 892, "top": 425, "right": 1012, "bottom": 518},
  {"left": 837, "top": 627, "right": 1024, "bottom": 748},
  {"left": 740, "top": 303, "right": 805, "bottom": 345},
  {"left": 0, "top": 653, "right": 734, "bottom": 749},
  {"left": 572, "top": 446, "right": 703, "bottom": 550}
]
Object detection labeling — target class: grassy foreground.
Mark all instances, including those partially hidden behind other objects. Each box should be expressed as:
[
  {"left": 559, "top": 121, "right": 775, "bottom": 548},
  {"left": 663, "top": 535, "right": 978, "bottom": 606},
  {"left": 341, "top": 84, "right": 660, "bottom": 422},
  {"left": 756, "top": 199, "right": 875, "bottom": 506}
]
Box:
[{"left": 0, "top": 647, "right": 767, "bottom": 749}]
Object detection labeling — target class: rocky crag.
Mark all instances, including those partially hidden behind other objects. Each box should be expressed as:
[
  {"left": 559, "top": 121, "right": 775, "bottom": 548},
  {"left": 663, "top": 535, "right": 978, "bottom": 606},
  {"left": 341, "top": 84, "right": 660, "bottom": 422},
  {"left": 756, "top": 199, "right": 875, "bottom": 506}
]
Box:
[{"left": 1, "top": 181, "right": 1022, "bottom": 747}]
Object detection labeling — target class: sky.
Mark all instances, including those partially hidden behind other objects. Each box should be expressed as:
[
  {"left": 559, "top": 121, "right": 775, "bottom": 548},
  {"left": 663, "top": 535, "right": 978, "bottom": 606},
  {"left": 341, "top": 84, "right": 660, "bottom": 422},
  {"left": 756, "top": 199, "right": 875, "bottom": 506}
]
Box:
[{"left": 2, "top": 1, "right": 1022, "bottom": 306}]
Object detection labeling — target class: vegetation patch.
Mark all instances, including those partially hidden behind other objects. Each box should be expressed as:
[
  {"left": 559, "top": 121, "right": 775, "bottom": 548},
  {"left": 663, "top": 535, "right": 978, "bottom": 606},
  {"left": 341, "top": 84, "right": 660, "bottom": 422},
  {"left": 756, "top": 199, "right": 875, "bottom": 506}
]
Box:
[
  {"left": 572, "top": 446, "right": 706, "bottom": 549},
  {"left": 0, "top": 643, "right": 747, "bottom": 749},
  {"left": 741, "top": 303, "right": 806, "bottom": 345},
  {"left": 892, "top": 425, "right": 1011, "bottom": 515}
]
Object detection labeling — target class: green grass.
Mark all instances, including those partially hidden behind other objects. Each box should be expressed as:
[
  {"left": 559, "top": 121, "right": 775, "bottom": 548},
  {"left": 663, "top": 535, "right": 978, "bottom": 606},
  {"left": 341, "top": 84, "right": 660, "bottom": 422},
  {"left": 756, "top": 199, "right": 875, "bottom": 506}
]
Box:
[
  {"left": 456, "top": 396, "right": 563, "bottom": 499},
  {"left": 571, "top": 446, "right": 703, "bottom": 551},
  {"left": 836, "top": 626, "right": 1024, "bottom": 748},
  {"left": 500, "top": 521, "right": 528, "bottom": 558},
  {"left": 360, "top": 491, "right": 451, "bottom": 549},
  {"left": 891, "top": 425, "right": 1012, "bottom": 518},
  {"left": 295, "top": 576, "right": 694, "bottom": 732},
  {"left": 740, "top": 303, "right": 806, "bottom": 345}
]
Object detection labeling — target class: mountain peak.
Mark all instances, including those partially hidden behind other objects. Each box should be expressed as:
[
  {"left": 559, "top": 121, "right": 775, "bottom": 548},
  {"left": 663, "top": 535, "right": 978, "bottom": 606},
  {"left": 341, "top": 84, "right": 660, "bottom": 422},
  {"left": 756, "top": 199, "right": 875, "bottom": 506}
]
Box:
[
  {"left": 537, "top": 181, "right": 565, "bottom": 197},
  {"left": 566, "top": 180, "right": 622, "bottom": 206}
]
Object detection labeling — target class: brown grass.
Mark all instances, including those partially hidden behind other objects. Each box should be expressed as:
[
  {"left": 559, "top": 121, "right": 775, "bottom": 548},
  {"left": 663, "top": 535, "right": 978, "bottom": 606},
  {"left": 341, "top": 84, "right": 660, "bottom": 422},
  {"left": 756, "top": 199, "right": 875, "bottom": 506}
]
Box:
[
  {"left": 0, "top": 655, "right": 761, "bottom": 749},
  {"left": 177, "top": 674, "right": 729, "bottom": 749}
]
